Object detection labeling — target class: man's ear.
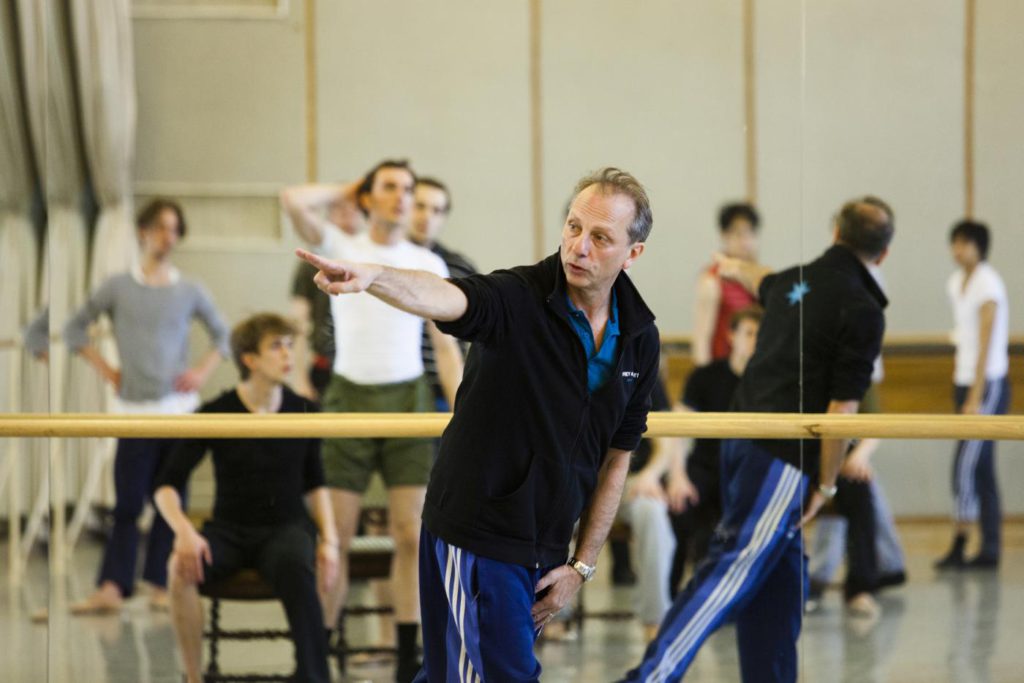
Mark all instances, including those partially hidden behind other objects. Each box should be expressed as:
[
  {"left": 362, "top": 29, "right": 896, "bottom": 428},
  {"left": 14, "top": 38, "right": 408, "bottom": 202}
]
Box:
[
  {"left": 241, "top": 351, "right": 258, "bottom": 376},
  {"left": 623, "top": 242, "right": 646, "bottom": 270},
  {"left": 873, "top": 246, "right": 889, "bottom": 267}
]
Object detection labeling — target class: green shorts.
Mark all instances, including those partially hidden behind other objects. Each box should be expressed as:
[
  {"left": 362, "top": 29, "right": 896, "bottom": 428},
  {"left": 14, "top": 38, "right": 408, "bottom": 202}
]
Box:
[
  {"left": 860, "top": 383, "right": 881, "bottom": 414},
  {"left": 321, "top": 373, "right": 434, "bottom": 492}
]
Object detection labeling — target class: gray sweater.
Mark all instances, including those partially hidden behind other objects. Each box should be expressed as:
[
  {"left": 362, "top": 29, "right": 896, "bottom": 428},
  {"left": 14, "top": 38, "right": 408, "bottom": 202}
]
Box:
[
  {"left": 24, "top": 306, "right": 49, "bottom": 357},
  {"left": 64, "top": 272, "right": 230, "bottom": 402}
]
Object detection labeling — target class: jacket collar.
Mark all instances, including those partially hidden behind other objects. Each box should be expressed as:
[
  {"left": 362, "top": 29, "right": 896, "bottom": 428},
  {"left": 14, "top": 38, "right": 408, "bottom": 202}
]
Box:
[
  {"left": 543, "top": 250, "right": 656, "bottom": 337},
  {"left": 819, "top": 244, "right": 889, "bottom": 309}
]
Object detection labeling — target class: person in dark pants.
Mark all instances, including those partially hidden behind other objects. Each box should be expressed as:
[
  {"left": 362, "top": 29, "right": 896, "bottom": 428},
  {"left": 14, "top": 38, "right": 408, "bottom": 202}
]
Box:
[
  {"left": 299, "top": 167, "right": 661, "bottom": 682},
  {"left": 609, "top": 377, "right": 672, "bottom": 590},
  {"left": 408, "top": 176, "right": 478, "bottom": 413},
  {"left": 288, "top": 187, "right": 362, "bottom": 400},
  {"left": 936, "top": 220, "right": 1011, "bottom": 569},
  {"left": 669, "top": 306, "right": 761, "bottom": 595},
  {"left": 623, "top": 196, "right": 894, "bottom": 683},
  {"left": 64, "top": 199, "right": 229, "bottom": 614},
  {"left": 154, "top": 313, "right": 339, "bottom": 683},
  {"left": 285, "top": 162, "right": 466, "bottom": 681}
]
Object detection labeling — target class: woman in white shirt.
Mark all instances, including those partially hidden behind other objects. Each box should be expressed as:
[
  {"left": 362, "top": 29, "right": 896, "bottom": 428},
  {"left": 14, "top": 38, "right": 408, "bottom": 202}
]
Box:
[{"left": 936, "top": 220, "right": 1011, "bottom": 570}]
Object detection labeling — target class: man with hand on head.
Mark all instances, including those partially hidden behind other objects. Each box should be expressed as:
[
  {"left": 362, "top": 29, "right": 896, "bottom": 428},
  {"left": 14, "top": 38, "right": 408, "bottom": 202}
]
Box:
[
  {"left": 283, "top": 160, "right": 464, "bottom": 682},
  {"left": 287, "top": 188, "right": 364, "bottom": 400},
  {"left": 155, "top": 313, "right": 338, "bottom": 683},
  {"left": 299, "top": 167, "right": 660, "bottom": 682}
]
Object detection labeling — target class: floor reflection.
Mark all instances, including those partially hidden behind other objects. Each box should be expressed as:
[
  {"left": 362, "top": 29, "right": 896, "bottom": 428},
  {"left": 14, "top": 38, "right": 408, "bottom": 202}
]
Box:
[{"left": 1, "top": 523, "right": 1022, "bottom": 682}]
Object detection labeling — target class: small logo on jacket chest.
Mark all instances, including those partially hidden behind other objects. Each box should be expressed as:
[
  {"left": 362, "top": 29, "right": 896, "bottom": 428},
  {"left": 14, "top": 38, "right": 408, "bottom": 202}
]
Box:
[{"left": 621, "top": 370, "right": 640, "bottom": 382}]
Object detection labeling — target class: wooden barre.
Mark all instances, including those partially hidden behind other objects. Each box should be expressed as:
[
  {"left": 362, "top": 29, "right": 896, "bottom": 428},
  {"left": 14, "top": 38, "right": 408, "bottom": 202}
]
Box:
[
  {"left": 0, "top": 412, "right": 1022, "bottom": 441},
  {"left": 3, "top": 332, "right": 1022, "bottom": 352}
]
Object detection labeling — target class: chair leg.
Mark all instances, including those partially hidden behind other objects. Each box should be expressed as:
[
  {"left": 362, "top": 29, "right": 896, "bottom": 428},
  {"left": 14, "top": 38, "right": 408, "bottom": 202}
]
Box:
[
  {"left": 206, "top": 597, "right": 221, "bottom": 679},
  {"left": 335, "top": 608, "right": 347, "bottom": 675},
  {"left": 575, "top": 589, "right": 585, "bottom": 632}
]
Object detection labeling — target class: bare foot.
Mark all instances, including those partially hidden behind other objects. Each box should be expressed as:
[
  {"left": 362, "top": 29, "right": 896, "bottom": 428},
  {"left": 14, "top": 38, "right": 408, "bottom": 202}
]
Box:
[
  {"left": 70, "top": 583, "right": 124, "bottom": 615},
  {"left": 347, "top": 651, "right": 394, "bottom": 667},
  {"left": 149, "top": 587, "right": 170, "bottom": 612},
  {"left": 845, "top": 592, "right": 880, "bottom": 619},
  {"left": 540, "top": 620, "right": 578, "bottom": 642}
]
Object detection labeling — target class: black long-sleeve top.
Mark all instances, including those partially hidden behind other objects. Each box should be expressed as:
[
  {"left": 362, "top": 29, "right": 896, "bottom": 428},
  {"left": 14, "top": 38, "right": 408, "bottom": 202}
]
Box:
[
  {"left": 734, "top": 245, "right": 887, "bottom": 475},
  {"left": 156, "top": 387, "right": 325, "bottom": 526},
  {"left": 425, "top": 252, "right": 660, "bottom": 568}
]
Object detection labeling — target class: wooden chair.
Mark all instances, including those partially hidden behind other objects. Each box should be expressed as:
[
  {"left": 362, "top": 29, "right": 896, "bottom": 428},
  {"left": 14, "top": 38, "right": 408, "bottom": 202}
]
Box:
[
  {"left": 332, "top": 507, "right": 398, "bottom": 675},
  {"left": 198, "top": 568, "right": 292, "bottom": 683}
]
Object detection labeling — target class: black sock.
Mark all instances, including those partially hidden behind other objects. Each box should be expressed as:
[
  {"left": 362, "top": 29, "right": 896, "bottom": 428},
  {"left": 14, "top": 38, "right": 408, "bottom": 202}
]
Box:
[
  {"left": 397, "top": 622, "right": 419, "bottom": 663},
  {"left": 951, "top": 533, "right": 967, "bottom": 553}
]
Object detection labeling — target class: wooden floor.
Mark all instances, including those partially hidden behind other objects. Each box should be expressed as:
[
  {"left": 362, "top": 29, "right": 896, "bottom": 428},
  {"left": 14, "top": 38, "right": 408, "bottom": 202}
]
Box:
[{"left": 2, "top": 521, "right": 1023, "bottom": 682}]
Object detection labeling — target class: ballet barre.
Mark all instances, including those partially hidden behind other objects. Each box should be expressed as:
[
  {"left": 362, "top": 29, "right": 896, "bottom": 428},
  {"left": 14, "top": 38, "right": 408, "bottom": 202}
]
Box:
[{"left": 1, "top": 411, "right": 1022, "bottom": 440}]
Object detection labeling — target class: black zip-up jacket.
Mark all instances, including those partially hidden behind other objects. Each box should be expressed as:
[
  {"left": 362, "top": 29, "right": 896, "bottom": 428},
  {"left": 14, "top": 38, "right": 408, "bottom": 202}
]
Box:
[
  {"left": 733, "top": 244, "right": 888, "bottom": 475},
  {"left": 424, "top": 252, "right": 660, "bottom": 568}
]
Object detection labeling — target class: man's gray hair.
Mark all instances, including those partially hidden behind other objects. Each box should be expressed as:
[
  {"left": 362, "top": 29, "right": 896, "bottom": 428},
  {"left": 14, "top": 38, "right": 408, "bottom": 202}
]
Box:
[{"left": 572, "top": 167, "right": 653, "bottom": 244}]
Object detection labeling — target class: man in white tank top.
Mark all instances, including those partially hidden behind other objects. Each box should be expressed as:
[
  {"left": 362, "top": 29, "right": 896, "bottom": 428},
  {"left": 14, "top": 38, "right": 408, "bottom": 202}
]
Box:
[
  {"left": 282, "top": 161, "right": 464, "bottom": 680},
  {"left": 936, "top": 220, "right": 1010, "bottom": 570}
]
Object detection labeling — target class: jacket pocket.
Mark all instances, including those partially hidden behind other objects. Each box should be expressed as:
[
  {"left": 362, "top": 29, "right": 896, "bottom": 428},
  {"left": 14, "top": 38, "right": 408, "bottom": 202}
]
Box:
[{"left": 479, "top": 450, "right": 547, "bottom": 543}]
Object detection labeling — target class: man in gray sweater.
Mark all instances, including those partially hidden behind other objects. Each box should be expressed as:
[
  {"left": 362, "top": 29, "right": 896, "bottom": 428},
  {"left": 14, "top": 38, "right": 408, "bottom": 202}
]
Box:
[{"left": 64, "top": 198, "right": 230, "bottom": 613}]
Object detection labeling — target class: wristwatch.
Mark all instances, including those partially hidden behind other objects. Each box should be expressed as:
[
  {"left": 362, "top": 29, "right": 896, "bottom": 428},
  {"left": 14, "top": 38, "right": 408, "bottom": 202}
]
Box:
[
  {"left": 817, "top": 483, "right": 838, "bottom": 501},
  {"left": 567, "top": 557, "right": 596, "bottom": 582}
]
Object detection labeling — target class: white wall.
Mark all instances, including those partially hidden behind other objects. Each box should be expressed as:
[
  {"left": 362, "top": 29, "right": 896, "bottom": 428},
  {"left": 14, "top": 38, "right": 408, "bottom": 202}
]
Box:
[
  {"left": 315, "top": 0, "right": 533, "bottom": 274},
  {"left": 541, "top": 0, "right": 750, "bottom": 334},
  {"left": 124, "top": 1, "right": 1022, "bottom": 515}
]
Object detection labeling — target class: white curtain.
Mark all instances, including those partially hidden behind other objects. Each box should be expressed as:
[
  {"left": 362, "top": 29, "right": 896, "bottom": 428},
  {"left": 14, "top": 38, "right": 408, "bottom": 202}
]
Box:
[
  {"left": 0, "top": 0, "right": 38, "bottom": 348},
  {"left": 0, "top": 0, "right": 40, "bottom": 527},
  {"left": 17, "top": 0, "right": 92, "bottom": 527},
  {"left": 70, "top": 0, "right": 137, "bottom": 289},
  {"left": 67, "top": 0, "right": 139, "bottom": 525}
]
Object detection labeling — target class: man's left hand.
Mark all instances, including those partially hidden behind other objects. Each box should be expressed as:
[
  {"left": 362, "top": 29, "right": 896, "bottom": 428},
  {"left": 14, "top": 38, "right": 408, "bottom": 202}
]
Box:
[
  {"left": 531, "top": 565, "right": 584, "bottom": 630},
  {"left": 799, "top": 490, "right": 829, "bottom": 528},
  {"left": 174, "top": 368, "right": 207, "bottom": 393}
]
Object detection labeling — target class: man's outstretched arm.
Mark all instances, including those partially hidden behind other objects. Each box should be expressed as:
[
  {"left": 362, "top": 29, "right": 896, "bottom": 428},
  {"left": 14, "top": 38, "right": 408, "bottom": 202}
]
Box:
[{"left": 296, "top": 249, "right": 469, "bottom": 322}]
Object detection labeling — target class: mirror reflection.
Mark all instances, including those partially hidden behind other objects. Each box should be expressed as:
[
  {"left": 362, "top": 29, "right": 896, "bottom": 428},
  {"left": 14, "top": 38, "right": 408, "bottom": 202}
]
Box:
[{"left": 0, "top": 1, "right": 1020, "bottom": 682}]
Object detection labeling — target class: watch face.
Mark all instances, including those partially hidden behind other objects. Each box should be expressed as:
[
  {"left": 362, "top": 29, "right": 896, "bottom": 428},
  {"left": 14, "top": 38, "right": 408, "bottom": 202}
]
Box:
[{"left": 570, "top": 559, "right": 594, "bottom": 580}]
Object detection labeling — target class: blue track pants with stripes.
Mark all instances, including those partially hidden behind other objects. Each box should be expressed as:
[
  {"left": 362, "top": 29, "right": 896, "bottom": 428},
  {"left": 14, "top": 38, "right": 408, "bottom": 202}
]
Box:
[
  {"left": 413, "top": 527, "right": 557, "bottom": 682},
  {"left": 622, "top": 439, "right": 809, "bottom": 683},
  {"left": 952, "top": 376, "right": 1010, "bottom": 558}
]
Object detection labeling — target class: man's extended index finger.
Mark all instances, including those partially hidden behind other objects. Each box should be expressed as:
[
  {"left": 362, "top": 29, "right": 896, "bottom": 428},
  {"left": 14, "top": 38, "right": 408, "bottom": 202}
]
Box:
[{"left": 295, "top": 248, "right": 330, "bottom": 269}]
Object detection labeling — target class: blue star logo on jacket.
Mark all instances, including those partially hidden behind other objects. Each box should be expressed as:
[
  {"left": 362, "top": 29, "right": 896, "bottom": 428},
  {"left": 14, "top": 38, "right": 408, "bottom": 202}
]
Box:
[{"left": 787, "top": 280, "right": 810, "bottom": 305}]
